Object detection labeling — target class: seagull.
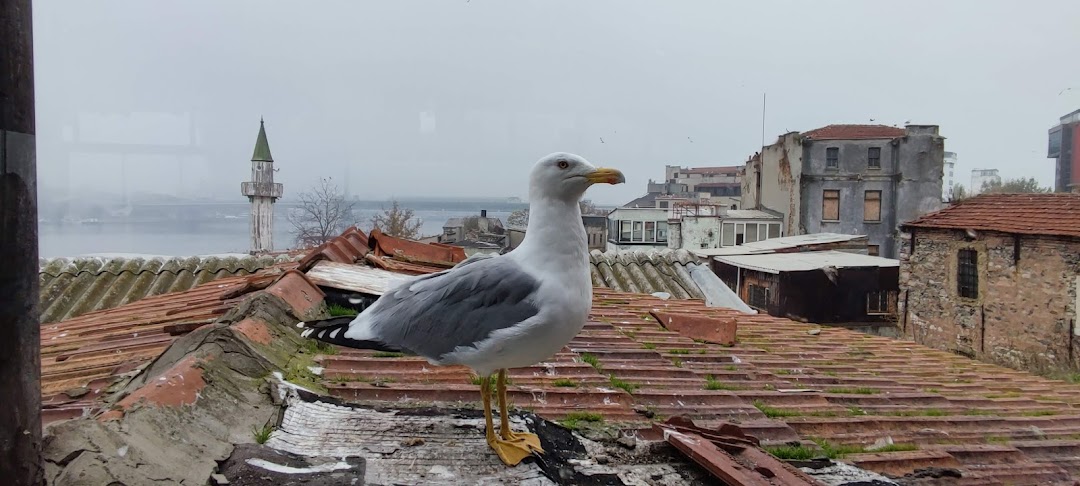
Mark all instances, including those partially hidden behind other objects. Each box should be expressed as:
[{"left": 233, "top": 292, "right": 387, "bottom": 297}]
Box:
[{"left": 296, "top": 153, "right": 625, "bottom": 466}]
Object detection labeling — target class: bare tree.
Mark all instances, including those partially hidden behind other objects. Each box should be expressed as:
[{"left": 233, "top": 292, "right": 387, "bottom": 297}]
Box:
[
  {"left": 948, "top": 183, "right": 968, "bottom": 202},
  {"left": 288, "top": 177, "right": 355, "bottom": 247},
  {"left": 980, "top": 177, "right": 1051, "bottom": 194},
  {"left": 371, "top": 200, "right": 423, "bottom": 239},
  {"left": 507, "top": 199, "right": 605, "bottom": 228},
  {"left": 507, "top": 209, "right": 529, "bottom": 228}
]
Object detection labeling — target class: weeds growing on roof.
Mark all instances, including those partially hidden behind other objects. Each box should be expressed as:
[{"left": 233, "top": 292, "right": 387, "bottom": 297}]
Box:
[
  {"left": 560, "top": 411, "right": 603, "bottom": 431},
  {"left": 641, "top": 343, "right": 656, "bottom": 350},
  {"left": 609, "top": 375, "right": 638, "bottom": 394},
  {"left": 829, "top": 387, "right": 880, "bottom": 395},
  {"left": 671, "top": 358, "right": 683, "bottom": 368},
  {"left": 724, "top": 364, "right": 738, "bottom": 371},
  {"left": 302, "top": 338, "right": 338, "bottom": 356},
  {"left": 752, "top": 400, "right": 801, "bottom": 418},
  {"left": 1022, "top": 410, "right": 1059, "bottom": 416},
  {"left": 372, "top": 351, "right": 405, "bottom": 358},
  {"left": 704, "top": 375, "right": 742, "bottom": 391},
  {"left": 327, "top": 303, "right": 359, "bottom": 317},
  {"left": 252, "top": 424, "right": 274, "bottom": 444},
  {"left": 668, "top": 349, "right": 690, "bottom": 355},
  {"left": 553, "top": 378, "right": 578, "bottom": 387},
  {"left": 765, "top": 444, "right": 818, "bottom": 460},
  {"left": 984, "top": 391, "right": 1022, "bottom": 399},
  {"left": 580, "top": 353, "right": 602, "bottom": 371}
]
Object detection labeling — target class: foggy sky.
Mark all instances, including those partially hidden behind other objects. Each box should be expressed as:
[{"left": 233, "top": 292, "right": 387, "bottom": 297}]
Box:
[{"left": 32, "top": 0, "right": 1080, "bottom": 206}]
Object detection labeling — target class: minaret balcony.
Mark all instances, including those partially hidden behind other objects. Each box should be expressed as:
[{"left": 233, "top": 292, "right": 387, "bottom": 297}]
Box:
[{"left": 241, "top": 182, "right": 284, "bottom": 198}]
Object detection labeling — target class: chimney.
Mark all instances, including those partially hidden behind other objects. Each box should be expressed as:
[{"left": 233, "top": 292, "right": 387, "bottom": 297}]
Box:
[{"left": 481, "top": 209, "right": 487, "bottom": 218}]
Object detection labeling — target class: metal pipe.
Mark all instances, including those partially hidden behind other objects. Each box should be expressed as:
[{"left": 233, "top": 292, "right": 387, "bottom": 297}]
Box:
[{"left": 0, "top": 0, "right": 43, "bottom": 482}]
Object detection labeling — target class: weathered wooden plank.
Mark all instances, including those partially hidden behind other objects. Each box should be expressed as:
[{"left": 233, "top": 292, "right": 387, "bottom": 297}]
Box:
[{"left": 305, "top": 261, "right": 411, "bottom": 296}]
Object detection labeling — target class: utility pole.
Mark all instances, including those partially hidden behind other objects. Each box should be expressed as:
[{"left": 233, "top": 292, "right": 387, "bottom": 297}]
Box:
[{"left": 0, "top": 0, "right": 43, "bottom": 484}]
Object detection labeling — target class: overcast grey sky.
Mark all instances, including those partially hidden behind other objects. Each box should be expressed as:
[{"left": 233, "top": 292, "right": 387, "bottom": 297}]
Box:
[{"left": 32, "top": 0, "right": 1080, "bottom": 205}]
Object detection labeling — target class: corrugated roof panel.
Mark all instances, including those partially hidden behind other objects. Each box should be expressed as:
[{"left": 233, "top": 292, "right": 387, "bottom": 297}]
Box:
[
  {"left": 715, "top": 250, "right": 899, "bottom": 274},
  {"left": 38, "top": 254, "right": 299, "bottom": 323}
]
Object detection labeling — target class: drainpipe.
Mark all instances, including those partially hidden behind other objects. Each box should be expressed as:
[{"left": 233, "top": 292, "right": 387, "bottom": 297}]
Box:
[{"left": 0, "top": 0, "right": 43, "bottom": 482}]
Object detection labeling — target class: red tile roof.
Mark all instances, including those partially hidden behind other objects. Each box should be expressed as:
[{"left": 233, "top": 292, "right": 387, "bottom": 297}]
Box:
[
  {"left": 903, "top": 193, "right": 1080, "bottom": 238},
  {"left": 801, "top": 125, "right": 906, "bottom": 141},
  {"left": 39, "top": 271, "right": 275, "bottom": 424},
  {"left": 314, "top": 288, "right": 1080, "bottom": 483},
  {"left": 38, "top": 227, "right": 469, "bottom": 424}
]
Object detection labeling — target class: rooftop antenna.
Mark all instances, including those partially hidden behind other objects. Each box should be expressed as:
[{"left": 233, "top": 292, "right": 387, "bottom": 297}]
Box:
[{"left": 761, "top": 92, "right": 766, "bottom": 150}]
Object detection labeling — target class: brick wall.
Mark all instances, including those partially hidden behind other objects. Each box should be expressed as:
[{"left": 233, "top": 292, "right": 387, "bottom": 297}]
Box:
[{"left": 899, "top": 228, "right": 1080, "bottom": 374}]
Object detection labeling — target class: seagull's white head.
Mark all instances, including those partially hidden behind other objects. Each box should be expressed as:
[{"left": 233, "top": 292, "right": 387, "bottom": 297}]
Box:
[{"left": 528, "top": 152, "right": 625, "bottom": 202}]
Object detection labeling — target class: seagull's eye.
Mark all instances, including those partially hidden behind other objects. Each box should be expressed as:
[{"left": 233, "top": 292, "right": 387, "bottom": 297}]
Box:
[{"left": 557, "top": 160, "right": 569, "bottom": 169}]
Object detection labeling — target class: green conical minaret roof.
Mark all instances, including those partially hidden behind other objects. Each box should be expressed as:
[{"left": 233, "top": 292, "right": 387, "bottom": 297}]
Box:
[{"left": 251, "top": 118, "right": 274, "bottom": 162}]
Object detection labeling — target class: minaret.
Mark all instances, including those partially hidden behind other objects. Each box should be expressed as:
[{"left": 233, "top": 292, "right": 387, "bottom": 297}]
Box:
[{"left": 241, "top": 118, "right": 283, "bottom": 253}]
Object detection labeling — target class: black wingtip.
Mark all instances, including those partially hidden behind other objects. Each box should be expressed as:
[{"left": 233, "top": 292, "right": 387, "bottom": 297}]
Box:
[{"left": 298, "top": 316, "right": 403, "bottom": 353}]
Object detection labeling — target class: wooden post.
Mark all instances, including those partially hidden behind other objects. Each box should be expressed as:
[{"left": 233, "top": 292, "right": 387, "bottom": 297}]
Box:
[{"left": 0, "top": 0, "right": 44, "bottom": 482}]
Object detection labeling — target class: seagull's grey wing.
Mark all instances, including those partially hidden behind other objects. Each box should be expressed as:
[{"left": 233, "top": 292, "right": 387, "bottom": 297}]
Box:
[{"left": 361, "top": 256, "right": 541, "bottom": 360}]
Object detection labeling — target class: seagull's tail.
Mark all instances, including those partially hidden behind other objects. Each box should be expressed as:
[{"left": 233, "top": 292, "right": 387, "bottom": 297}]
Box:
[{"left": 296, "top": 317, "right": 402, "bottom": 353}]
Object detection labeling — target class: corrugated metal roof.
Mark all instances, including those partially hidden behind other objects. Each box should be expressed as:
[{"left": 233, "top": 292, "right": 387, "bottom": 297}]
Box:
[
  {"left": 588, "top": 249, "right": 704, "bottom": 300},
  {"left": 692, "top": 233, "right": 867, "bottom": 258},
  {"left": 715, "top": 250, "right": 899, "bottom": 274},
  {"left": 39, "top": 254, "right": 299, "bottom": 323}
]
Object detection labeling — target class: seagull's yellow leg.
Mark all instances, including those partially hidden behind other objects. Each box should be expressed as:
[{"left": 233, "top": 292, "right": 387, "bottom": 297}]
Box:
[
  {"left": 482, "top": 374, "right": 533, "bottom": 465},
  {"left": 497, "top": 369, "right": 544, "bottom": 454}
]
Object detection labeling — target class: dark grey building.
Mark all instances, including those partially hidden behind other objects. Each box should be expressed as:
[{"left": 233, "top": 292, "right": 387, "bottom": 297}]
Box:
[
  {"left": 1048, "top": 109, "right": 1080, "bottom": 193},
  {"left": 743, "top": 124, "right": 945, "bottom": 258}
]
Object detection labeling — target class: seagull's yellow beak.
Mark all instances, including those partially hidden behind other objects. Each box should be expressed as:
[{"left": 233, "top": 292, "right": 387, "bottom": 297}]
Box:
[{"left": 585, "top": 167, "right": 626, "bottom": 185}]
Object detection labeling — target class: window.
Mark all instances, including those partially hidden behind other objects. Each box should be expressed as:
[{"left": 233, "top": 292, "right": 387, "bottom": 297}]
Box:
[
  {"left": 864, "top": 190, "right": 881, "bottom": 222},
  {"left": 656, "top": 222, "right": 668, "bottom": 242},
  {"left": 868, "top": 147, "right": 881, "bottom": 169},
  {"left": 632, "top": 221, "right": 643, "bottom": 241},
  {"left": 957, "top": 249, "right": 979, "bottom": 298},
  {"left": 823, "top": 189, "right": 840, "bottom": 221},
  {"left": 867, "top": 244, "right": 879, "bottom": 256},
  {"left": 659, "top": 201, "right": 669, "bottom": 209},
  {"left": 748, "top": 285, "right": 769, "bottom": 309},
  {"left": 767, "top": 223, "right": 781, "bottom": 239},
  {"left": 826, "top": 147, "right": 839, "bottom": 169},
  {"left": 644, "top": 221, "right": 656, "bottom": 241},
  {"left": 721, "top": 222, "right": 735, "bottom": 246},
  {"left": 867, "top": 291, "right": 890, "bottom": 315},
  {"left": 744, "top": 223, "right": 759, "bottom": 243},
  {"left": 620, "top": 221, "right": 632, "bottom": 241}
]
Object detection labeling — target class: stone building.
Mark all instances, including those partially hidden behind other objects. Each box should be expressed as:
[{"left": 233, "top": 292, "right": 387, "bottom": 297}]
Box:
[
  {"left": 899, "top": 193, "right": 1080, "bottom": 374},
  {"left": 742, "top": 124, "right": 945, "bottom": 258}
]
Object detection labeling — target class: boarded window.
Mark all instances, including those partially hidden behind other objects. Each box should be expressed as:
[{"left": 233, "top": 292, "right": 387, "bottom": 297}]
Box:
[
  {"left": 823, "top": 190, "right": 840, "bottom": 221},
  {"left": 958, "top": 249, "right": 979, "bottom": 298},
  {"left": 644, "top": 221, "right": 656, "bottom": 242},
  {"left": 656, "top": 222, "right": 668, "bottom": 242},
  {"left": 868, "top": 147, "right": 881, "bottom": 169},
  {"left": 748, "top": 285, "right": 769, "bottom": 310},
  {"left": 864, "top": 190, "right": 881, "bottom": 222},
  {"left": 867, "top": 244, "right": 879, "bottom": 256},
  {"left": 826, "top": 147, "right": 839, "bottom": 168}
]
